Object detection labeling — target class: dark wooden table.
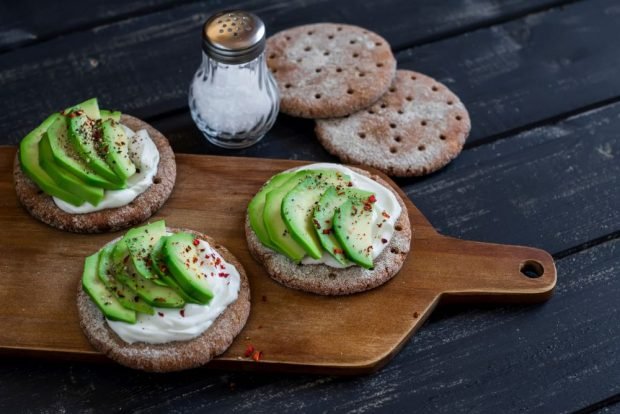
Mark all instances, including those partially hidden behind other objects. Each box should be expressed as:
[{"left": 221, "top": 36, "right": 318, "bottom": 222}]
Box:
[{"left": 1, "top": 1, "right": 619, "bottom": 412}]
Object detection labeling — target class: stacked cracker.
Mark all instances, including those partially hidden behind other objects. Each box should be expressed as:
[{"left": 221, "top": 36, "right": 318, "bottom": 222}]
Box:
[{"left": 267, "top": 23, "right": 471, "bottom": 177}]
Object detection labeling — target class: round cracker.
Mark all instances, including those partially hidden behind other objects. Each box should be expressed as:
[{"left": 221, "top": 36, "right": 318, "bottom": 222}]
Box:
[
  {"left": 315, "top": 70, "right": 471, "bottom": 177},
  {"left": 77, "top": 228, "right": 251, "bottom": 372},
  {"left": 13, "top": 114, "right": 176, "bottom": 233},
  {"left": 266, "top": 23, "right": 396, "bottom": 118},
  {"left": 245, "top": 166, "right": 412, "bottom": 295}
]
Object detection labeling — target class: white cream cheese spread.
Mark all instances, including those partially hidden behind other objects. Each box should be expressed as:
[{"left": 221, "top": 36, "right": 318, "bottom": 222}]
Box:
[
  {"left": 53, "top": 126, "right": 160, "bottom": 214},
  {"left": 107, "top": 238, "right": 240, "bottom": 344},
  {"left": 295, "top": 163, "right": 402, "bottom": 268}
]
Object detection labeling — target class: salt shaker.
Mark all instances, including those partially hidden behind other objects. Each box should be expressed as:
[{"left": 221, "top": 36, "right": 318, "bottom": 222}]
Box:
[{"left": 188, "top": 10, "right": 279, "bottom": 149}]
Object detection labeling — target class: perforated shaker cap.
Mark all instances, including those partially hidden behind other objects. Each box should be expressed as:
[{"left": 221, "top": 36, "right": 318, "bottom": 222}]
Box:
[{"left": 202, "top": 10, "right": 266, "bottom": 64}]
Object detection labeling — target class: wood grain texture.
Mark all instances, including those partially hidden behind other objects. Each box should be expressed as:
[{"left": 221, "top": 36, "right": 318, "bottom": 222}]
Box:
[
  {"left": 0, "top": 147, "right": 555, "bottom": 373},
  {"left": 0, "top": 238, "right": 614, "bottom": 413},
  {"left": 0, "top": 0, "right": 186, "bottom": 51},
  {"left": 0, "top": 0, "right": 583, "bottom": 144}
]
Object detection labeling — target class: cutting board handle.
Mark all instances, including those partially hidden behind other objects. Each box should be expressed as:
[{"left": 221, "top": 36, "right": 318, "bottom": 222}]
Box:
[{"left": 426, "top": 236, "right": 557, "bottom": 304}]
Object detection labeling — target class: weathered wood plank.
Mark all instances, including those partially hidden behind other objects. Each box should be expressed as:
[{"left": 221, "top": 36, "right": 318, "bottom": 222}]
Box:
[
  {"left": 0, "top": 0, "right": 583, "bottom": 144},
  {"left": 0, "top": 238, "right": 616, "bottom": 413},
  {"left": 0, "top": 0, "right": 185, "bottom": 51}
]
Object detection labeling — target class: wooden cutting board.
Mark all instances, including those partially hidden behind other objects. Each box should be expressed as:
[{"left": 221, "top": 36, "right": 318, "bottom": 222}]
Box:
[{"left": 0, "top": 146, "right": 556, "bottom": 374}]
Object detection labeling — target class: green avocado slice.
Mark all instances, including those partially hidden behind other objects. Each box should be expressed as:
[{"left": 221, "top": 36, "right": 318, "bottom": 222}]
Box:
[
  {"left": 163, "top": 232, "right": 214, "bottom": 304},
  {"left": 97, "top": 243, "right": 154, "bottom": 315},
  {"left": 281, "top": 170, "right": 351, "bottom": 259},
  {"left": 123, "top": 220, "right": 166, "bottom": 280},
  {"left": 64, "top": 98, "right": 101, "bottom": 120},
  {"left": 101, "top": 119, "right": 136, "bottom": 181},
  {"left": 45, "top": 115, "right": 123, "bottom": 190},
  {"left": 82, "top": 251, "right": 136, "bottom": 324},
  {"left": 38, "top": 133, "right": 104, "bottom": 206},
  {"left": 313, "top": 187, "right": 374, "bottom": 266},
  {"left": 18, "top": 113, "right": 84, "bottom": 206},
  {"left": 67, "top": 111, "right": 125, "bottom": 185},
  {"left": 262, "top": 171, "right": 309, "bottom": 262},
  {"left": 247, "top": 171, "right": 295, "bottom": 253},
  {"left": 333, "top": 199, "right": 375, "bottom": 269},
  {"left": 112, "top": 234, "right": 185, "bottom": 308},
  {"left": 150, "top": 236, "right": 202, "bottom": 304},
  {"left": 100, "top": 109, "right": 121, "bottom": 122}
]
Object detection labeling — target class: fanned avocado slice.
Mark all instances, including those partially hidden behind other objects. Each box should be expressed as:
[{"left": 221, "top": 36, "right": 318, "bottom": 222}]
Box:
[
  {"left": 63, "top": 98, "right": 100, "bottom": 120},
  {"left": 67, "top": 111, "right": 125, "bottom": 185},
  {"left": 280, "top": 170, "right": 350, "bottom": 259},
  {"left": 97, "top": 243, "right": 154, "bottom": 315},
  {"left": 150, "top": 236, "right": 202, "bottom": 304},
  {"left": 45, "top": 116, "right": 123, "bottom": 190},
  {"left": 123, "top": 220, "right": 166, "bottom": 280},
  {"left": 38, "top": 133, "right": 104, "bottom": 206},
  {"left": 100, "top": 109, "right": 121, "bottom": 122},
  {"left": 18, "top": 113, "right": 84, "bottom": 206},
  {"left": 262, "top": 171, "right": 310, "bottom": 262},
  {"left": 313, "top": 186, "right": 374, "bottom": 266},
  {"left": 82, "top": 251, "right": 136, "bottom": 324},
  {"left": 112, "top": 231, "right": 185, "bottom": 308},
  {"left": 101, "top": 119, "right": 136, "bottom": 181},
  {"left": 247, "top": 171, "right": 295, "bottom": 253},
  {"left": 163, "top": 232, "right": 214, "bottom": 304},
  {"left": 333, "top": 199, "right": 375, "bottom": 269}
]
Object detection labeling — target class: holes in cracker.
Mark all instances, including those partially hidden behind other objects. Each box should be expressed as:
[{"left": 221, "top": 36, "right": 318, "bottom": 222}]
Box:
[
  {"left": 440, "top": 134, "right": 446, "bottom": 141},
  {"left": 285, "top": 35, "right": 291, "bottom": 41},
  {"left": 376, "top": 62, "right": 384, "bottom": 68},
  {"left": 411, "top": 75, "right": 417, "bottom": 80},
  {"left": 324, "top": 51, "right": 330, "bottom": 56},
  {"left": 350, "top": 40, "right": 357, "bottom": 45},
  {"left": 389, "top": 123, "right": 397, "bottom": 129},
  {"left": 269, "top": 53, "right": 276, "bottom": 59},
  {"left": 447, "top": 100, "right": 454, "bottom": 105},
  {"left": 285, "top": 83, "right": 292, "bottom": 89},
  {"left": 406, "top": 96, "right": 413, "bottom": 102},
  {"left": 336, "top": 67, "right": 342, "bottom": 73},
  {"left": 394, "top": 136, "right": 402, "bottom": 143},
  {"left": 358, "top": 132, "right": 366, "bottom": 139},
  {"left": 358, "top": 72, "right": 365, "bottom": 77},
  {"left": 304, "top": 46, "right": 312, "bottom": 52},
  {"left": 389, "top": 87, "right": 396, "bottom": 93},
  {"left": 432, "top": 86, "right": 438, "bottom": 92},
  {"left": 315, "top": 68, "right": 322, "bottom": 73},
  {"left": 390, "top": 247, "right": 400, "bottom": 254},
  {"left": 390, "top": 147, "right": 397, "bottom": 154},
  {"left": 368, "top": 109, "right": 375, "bottom": 114},
  {"left": 421, "top": 120, "right": 427, "bottom": 126},
  {"left": 328, "top": 34, "right": 334, "bottom": 40},
  {"left": 456, "top": 115, "right": 462, "bottom": 121},
  {"left": 418, "top": 145, "right": 426, "bottom": 151},
  {"left": 397, "top": 109, "right": 404, "bottom": 115},
  {"left": 380, "top": 103, "right": 387, "bottom": 109},
  {"left": 337, "top": 27, "right": 343, "bottom": 31},
  {"left": 375, "top": 42, "right": 382, "bottom": 46},
  {"left": 353, "top": 53, "right": 359, "bottom": 58},
  {"left": 395, "top": 224, "right": 403, "bottom": 231},
  {"left": 315, "top": 93, "right": 322, "bottom": 99},
  {"left": 308, "top": 31, "right": 314, "bottom": 36},
  {"left": 153, "top": 177, "right": 162, "bottom": 184},
  {"left": 347, "top": 88, "right": 354, "bottom": 95}
]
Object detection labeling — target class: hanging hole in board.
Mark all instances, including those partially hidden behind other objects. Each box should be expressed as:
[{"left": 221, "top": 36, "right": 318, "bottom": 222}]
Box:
[{"left": 520, "top": 261, "right": 544, "bottom": 278}]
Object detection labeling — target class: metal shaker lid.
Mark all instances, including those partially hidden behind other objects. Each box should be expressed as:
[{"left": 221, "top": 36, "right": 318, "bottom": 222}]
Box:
[{"left": 202, "top": 10, "right": 266, "bottom": 64}]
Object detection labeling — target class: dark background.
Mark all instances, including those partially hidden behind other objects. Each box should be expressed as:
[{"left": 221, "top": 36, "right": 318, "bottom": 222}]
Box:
[{"left": 1, "top": 0, "right": 619, "bottom": 412}]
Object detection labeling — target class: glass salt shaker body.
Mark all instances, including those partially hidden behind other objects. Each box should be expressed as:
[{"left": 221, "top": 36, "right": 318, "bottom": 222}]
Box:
[{"left": 189, "top": 10, "right": 279, "bottom": 149}]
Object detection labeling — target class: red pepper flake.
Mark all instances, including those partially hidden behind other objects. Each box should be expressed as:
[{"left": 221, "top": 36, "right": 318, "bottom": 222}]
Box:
[
  {"left": 157, "top": 312, "right": 164, "bottom": 317},
  {"left": 192, "top": 239, "right": 200, "bottom": 246},
  {"left": 381, "top": 238, "right": 388, "bottom": 244},
  {"left": 179, "top": 309, "right": 185, "bottom": 317},
  {"left": 382, "top": 211, "right": 391, "bottom": 219},
  {"left": 244, "top": 344, "right": 255, "bottom": 357},
  {"left": 363, "top": 202, "right": 372, "bottom": 211},
  {"left": 214, "top": 257, "right": 222, "bottom": 267},
  {"left": 333, "top": 248, "right": 344, "bottom": 254},
  {"left": 252, "top": 350, "right": 263, "bottom": 362},
  {"left": 347, "top": 181, "right": 353, "bottom": 187},
  {"left": 192, "top": 256, "right": 198, "bottom": 264},
  {"left": 312, "top": 218, "right": 321, "bottom": 229},
  {"left": 322, "top": 228, "right": 332, "bottom": 235},
  {"left": 368, "top": 194, "right": 377, "bottom": 203},
  {"left": 218, "top": 272, "right": 230, "bottom": 278}
]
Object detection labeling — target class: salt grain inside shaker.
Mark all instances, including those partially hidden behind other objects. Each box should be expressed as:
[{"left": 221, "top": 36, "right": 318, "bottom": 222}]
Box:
[{"left": 189, "top": 10, "right": 279, "bottom": 148}]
